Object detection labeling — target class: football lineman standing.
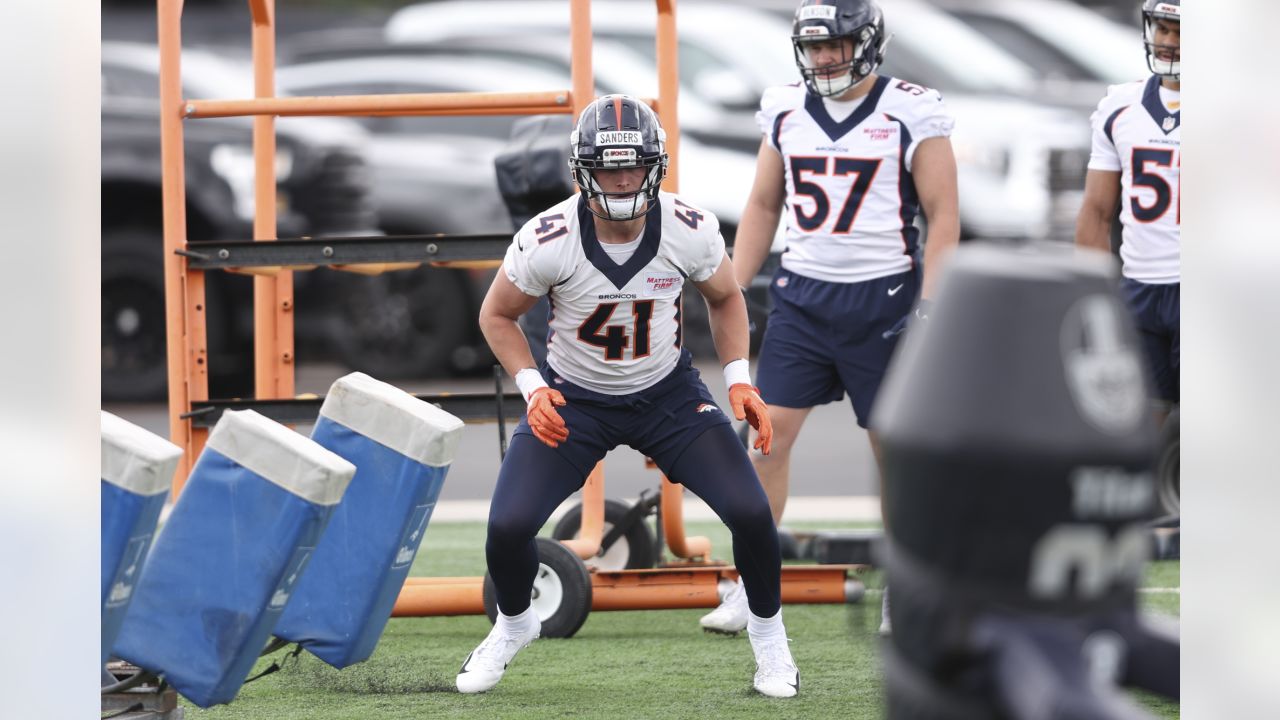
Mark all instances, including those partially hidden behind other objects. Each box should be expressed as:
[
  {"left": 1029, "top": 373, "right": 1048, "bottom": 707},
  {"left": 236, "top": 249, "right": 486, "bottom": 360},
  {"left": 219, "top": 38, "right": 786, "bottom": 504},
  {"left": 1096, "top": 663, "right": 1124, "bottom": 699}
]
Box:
[
  {"left": 711, "top": 0, "right": 960, "bottom": 636},
  {"left": 456, "top": 95, "right": 800, "bottom": 698},
  {"left": 1075, "top": 0, "right": 1180, "bottom": 423}
]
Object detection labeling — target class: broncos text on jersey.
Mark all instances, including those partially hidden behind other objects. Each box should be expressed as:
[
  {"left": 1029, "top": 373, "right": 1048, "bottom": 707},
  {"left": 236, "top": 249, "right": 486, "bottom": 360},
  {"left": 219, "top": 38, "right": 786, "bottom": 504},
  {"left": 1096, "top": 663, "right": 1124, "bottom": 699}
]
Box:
[
  {"left": 1088, "top": 75, "right": 1181, "bottom": 284},
  {"left": 757, "top": 76, "right": 955, "bottom": 283},
  {"left": 504, "top": 191, "right": 724, "bottom": 395}
]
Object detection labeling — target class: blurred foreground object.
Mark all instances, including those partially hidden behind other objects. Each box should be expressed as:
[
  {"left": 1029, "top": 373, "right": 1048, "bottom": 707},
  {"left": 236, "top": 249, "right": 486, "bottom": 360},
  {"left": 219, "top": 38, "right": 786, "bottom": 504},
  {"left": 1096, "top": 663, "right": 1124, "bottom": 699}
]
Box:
[{"left": 874, "top": 242, "right": 1177, "bottom": 719}]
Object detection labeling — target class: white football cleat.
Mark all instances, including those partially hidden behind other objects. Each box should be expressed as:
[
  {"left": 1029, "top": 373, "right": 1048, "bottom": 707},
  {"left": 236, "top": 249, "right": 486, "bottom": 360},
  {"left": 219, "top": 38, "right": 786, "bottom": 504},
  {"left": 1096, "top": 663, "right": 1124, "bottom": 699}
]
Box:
[
  {"left": 879, "top": 586, "right": 892, "bottom": 637},
  {"left": 455, "top": 614, "right": 541, "bottom": 694},
  {"left": 750, "top": 633, "right": 800, "bottom": 698},
  {"left": 700, "top": 578, "right": 748, "bottom": 634}
]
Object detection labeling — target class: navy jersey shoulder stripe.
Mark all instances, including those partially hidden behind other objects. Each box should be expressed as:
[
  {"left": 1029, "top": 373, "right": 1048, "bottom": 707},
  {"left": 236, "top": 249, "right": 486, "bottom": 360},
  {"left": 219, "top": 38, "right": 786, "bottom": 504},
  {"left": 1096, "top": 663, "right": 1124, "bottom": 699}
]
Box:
[
  {"left": 771, "top": 110, "right": 793, "bottom": 152},
  {"left": 885, "top": 113, "right": 920, "bottom": 260},
  {"left": 1103, "top": 105, "right": 1128, "bottom": 146}
]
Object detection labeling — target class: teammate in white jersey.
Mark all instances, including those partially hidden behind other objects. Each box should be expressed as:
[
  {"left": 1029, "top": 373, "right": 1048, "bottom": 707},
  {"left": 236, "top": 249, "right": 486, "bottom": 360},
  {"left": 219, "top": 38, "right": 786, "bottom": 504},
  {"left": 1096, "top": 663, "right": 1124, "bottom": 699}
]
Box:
[
  {"left": 456, "top": 95, "right": 799, "bottom": 698},
  {"left": 1075, "top": 0, "right": 1180, "bottom": 416},
  {"left": 705, "top": 0, "right": 959, "bottom": 636}
]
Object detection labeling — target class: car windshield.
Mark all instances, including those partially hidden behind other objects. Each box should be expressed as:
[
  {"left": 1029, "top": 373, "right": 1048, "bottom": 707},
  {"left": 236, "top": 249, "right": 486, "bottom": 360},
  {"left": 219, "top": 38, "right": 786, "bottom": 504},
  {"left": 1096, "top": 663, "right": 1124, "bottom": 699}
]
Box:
[
  {"left": 996, "top": 5, "right": 1145, "bottom": 83},
  {"left": 178, "top": 52, "right": 257, "bottom": 99},
  {"left": 275, "top": 57, "right": 568, "bottom": 138},
  {"left": 102, "top": 46, "right": 257, "bottom": 100},
  {"left": 953, "top": 14, "right": 1095, "bottom": 81},
  {"left": 607, "top": 34, "right": 751, "bottom": 93},
  {"left": 884, "top": 7, "right": 1038, "bottom": 94}
]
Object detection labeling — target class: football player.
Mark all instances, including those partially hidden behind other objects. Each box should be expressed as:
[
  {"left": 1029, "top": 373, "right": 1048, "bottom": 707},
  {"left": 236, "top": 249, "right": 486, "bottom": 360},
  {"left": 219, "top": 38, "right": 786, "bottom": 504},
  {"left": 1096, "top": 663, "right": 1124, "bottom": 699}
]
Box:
[
  {"left": 1075, "top": 0, "right": 1180, "bottom": 422},
  {"left": 712, "top": 0, "right": 960, "bottom": 636},
  {"left": 456, "top": 95, "right": 799, "bottom": 698}
]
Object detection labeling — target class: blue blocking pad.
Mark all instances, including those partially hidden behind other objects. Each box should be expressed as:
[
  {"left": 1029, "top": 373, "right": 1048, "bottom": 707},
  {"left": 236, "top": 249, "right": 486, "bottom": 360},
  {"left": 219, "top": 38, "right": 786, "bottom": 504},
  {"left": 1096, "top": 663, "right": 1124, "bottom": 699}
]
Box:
[
  {"left": 112, "top": 410, "right": 354, "bottom": 708},
  {"left": 101, "top": 412, "right": 181, "bottom": 665},
  {"left": 275, "top": 372, "right": 465, "bottom": 668}
]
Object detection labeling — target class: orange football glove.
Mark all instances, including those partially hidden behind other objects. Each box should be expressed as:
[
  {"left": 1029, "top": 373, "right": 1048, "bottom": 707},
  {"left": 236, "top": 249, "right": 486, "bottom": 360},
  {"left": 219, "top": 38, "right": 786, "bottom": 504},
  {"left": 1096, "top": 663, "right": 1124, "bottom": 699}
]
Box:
[
  {"left": 728, "top": 383, "right": 772, "bottom": 455},
  {"left": 527, "top": 387, "right": 570, "bottom": 448}
]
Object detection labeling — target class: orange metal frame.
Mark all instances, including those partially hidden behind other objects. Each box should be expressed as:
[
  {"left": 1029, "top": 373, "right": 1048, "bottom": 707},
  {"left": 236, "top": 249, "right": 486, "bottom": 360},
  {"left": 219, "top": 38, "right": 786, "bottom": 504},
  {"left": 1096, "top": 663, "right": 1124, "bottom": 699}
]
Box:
[
  {"left": 156, "top": 0, "right": 856, "bottom": 611},
  {"left": 158, "top": 0, "right": 697, "bottom": 555},
  {"left": 393, "top": 565, "right": 858, "bottom": 617}
]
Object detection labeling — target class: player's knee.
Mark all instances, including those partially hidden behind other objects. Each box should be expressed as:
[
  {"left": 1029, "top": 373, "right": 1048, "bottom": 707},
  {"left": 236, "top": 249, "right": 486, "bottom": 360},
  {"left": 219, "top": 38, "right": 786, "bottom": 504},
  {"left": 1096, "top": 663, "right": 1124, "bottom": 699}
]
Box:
[
  {"left": 486, "top": 509, "right": 539, "bottom": 549},
  {"left": 726, "top": 495, "right": 777, "bottom": 537}
]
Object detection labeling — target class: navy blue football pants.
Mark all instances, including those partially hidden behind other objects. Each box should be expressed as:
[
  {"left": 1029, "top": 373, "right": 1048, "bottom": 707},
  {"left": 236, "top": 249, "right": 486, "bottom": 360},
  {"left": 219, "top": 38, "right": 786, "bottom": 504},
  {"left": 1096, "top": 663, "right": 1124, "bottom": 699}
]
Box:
[{"left": 485, "top": 423, "right": 782, "bottom": 619}]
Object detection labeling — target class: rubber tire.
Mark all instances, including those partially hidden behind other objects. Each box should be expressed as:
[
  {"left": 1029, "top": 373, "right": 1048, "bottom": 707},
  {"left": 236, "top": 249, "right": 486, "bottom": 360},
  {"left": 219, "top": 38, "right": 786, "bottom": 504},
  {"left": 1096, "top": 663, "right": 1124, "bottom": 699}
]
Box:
[
  {"left": 1156, "top": 407, "right": 1179, "bottom": 516},
  {"left": 551, "top": 499, "right": 657, "bottom": 571},
  {"left": 328, "top": 265, "right": 471, "bottom": 378},
  {"left": 101, "top": 228, "right": 171, "bottom": 402},
  {"left": 483, "top": 537, "right": 592, "bottom": 639}
]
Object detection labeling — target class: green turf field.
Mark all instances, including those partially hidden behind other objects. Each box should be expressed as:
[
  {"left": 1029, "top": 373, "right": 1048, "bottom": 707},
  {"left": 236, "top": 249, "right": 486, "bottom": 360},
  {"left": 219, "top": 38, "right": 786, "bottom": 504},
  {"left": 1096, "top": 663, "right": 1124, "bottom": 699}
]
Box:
[{"left": 178, "top": 520, "right": 1180, "bottom": 719}]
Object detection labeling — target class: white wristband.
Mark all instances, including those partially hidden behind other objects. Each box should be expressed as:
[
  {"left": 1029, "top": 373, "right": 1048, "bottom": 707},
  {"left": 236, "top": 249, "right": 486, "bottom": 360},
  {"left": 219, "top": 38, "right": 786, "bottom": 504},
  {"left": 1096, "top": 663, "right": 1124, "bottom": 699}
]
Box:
[
  {"left": 514, "top": 368, "right": 549, "bottom": 403},
  {"left": 723, "top": 358, "right": 752, "bottom": 389}
]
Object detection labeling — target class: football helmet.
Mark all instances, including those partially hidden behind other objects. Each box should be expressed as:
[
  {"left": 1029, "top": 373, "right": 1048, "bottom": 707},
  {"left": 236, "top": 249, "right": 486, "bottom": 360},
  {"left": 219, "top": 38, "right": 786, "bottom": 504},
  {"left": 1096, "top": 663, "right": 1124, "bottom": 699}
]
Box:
[
  {"left": 1142, "top": 0, "right": 1180, "bottom": 80},
  {"left": 568, "top": 94, "right": 668, "bottom": 221},
  {"left": 791, "top": 0, "right": 890, "bottom": 98}
]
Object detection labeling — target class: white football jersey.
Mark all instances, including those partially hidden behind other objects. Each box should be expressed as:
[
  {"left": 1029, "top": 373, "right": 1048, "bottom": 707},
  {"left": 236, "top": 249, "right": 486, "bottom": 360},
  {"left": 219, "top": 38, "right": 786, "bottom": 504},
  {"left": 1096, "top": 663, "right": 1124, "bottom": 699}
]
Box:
[
  {"left": 504, "top": 191, "right": 725, "bottom": 395},
  {"left": 1088, "top": 76, "right": 1181, "bottom": 284},
  {"left": 756, "top": 76, "right": 955, "bottom": 283}
]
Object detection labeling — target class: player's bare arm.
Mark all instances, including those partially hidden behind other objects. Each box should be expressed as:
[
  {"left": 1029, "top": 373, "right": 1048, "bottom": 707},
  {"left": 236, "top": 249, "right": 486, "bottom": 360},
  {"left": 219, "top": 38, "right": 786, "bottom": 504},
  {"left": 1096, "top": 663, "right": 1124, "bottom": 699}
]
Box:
[
  {"left": 695, "top": 254, "right": 772, "bottom": 454},
  {"left": 731, "top": 139, "right": 787, "bottom": 291},
  {"left": 479, "top": 266, "right": 569, "bottom": 447},
  {"left": 911, "top": 136, "right": 960, "bottom": 300},
  {"left": 1075, "top": 169, "right": 1121, "bottom": 253},
  {"left": 478, "top": 266, "right": 542, "bottom": 380},
  {"left": 695, "top": 253, "right": 752, "bottom": 365}
]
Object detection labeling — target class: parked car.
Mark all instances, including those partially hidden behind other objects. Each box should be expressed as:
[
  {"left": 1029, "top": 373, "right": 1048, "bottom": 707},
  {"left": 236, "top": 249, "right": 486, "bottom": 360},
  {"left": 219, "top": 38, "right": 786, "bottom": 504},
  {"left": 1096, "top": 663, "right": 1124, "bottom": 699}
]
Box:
[
  {"left": 931, "top": 0, "right": 1147, "bottom": 109},
  {"left": 383, "top": 0, "right": 1092, "bottom": 241},
  {"left": 103, "top": 42, "right": 388, "bottom": 401},
  {"left": 276, "top": 50, "right": 763, "bottom": 239},
  {"left": 385, "top": 1, "right": 792, "bottom": 114},
  {"left": 288, "top": 30, "right": 761, "bottom": 155},
  {"left": 870, "top": 0, "right": 1093, "bottom": 240}
]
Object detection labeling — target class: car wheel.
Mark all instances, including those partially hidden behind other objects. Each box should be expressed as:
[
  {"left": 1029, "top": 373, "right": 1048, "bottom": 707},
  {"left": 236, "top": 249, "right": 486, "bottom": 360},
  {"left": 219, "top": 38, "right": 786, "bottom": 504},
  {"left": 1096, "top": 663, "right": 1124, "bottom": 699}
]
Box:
[{"left": 102, "top": 229, "right": 170, "bottom": 402}]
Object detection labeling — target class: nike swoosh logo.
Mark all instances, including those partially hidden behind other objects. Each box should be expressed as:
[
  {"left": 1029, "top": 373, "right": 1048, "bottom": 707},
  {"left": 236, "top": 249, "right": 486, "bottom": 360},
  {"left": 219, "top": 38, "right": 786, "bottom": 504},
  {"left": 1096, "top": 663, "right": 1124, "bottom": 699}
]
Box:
[{"left": 887, "top": 284, "right": 904, "bottom": 296}]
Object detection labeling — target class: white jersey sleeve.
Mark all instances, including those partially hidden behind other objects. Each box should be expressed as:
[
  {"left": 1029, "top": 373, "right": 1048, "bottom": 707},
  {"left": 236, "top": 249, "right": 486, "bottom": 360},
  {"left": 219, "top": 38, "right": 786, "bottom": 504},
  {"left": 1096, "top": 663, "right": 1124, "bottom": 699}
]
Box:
[
  {"left": 889, "top": 84, "right": 955, "bottom": 171},
  {"left": 668, "top": 196, "right": 725, "bottom": 282},
  {"left": 901, "top": 85, "right": 962, "bottom": 170},
  {"left": 756, "top": 84, "right": 805, "bottom": 153},
  {"left": 503, "top": 202, "right": 579, "bottom": 297},
  {"left": 1087, "top": 83, "right": 1136, "bottom": 172}
]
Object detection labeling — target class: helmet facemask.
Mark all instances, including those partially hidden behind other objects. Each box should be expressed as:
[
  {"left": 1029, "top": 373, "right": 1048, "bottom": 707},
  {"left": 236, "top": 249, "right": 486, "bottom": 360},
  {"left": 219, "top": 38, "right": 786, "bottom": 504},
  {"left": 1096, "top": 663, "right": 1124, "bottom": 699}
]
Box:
[
  {"left": 571, "top": 153, "right": 666, "bottom": 221},
  {"left": 1143, "top": 4, "right": 1180, "bottom": 80}
]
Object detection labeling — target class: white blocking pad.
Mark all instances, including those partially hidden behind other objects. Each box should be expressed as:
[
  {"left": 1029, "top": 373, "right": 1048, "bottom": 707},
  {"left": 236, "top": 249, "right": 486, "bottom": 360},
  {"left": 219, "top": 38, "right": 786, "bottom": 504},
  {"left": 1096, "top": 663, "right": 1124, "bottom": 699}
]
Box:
[
  {"left": 112, "top": 410, "right": 355, "bottom": 707},
  {"left": 101, "top": 412, "right": 182, "bottom": 665},
  {"left": 275, "top": 373, "right": 465, "bottom": 668}
]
